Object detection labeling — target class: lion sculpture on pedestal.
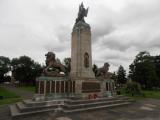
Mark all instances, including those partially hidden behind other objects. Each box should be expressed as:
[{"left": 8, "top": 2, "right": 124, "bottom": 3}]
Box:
[
  {"left": 43, "top": 52, "right": 65, "bottom": 77},
  {"left": 97, "top": 62, "right": 112, "bottom": 79}
]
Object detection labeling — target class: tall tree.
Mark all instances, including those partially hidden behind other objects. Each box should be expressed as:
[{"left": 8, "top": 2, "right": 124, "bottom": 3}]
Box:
[
  {"left": 117, "top": 65, "right": 126, "bottom": 86},
  {"left": 153, "top": 55, "right": 160, "bottom": 87},
  {"left": 92, "top": 64, "right": 98, "bottom": 77},
  {"left": 63, "top": 57, "right": 71, "bottom": 76},
  {"left": 0, "top": 56, "right": 10, "bottom": 83},
  {"left": 129, "top": 51, "right": 158, "bottom": 89},
  {"left": 111, "top": 72, "right": 117, "bottom": 84},
  {"left": 56, "top": 58, "right": 61, "bottom": 64},
  {"left": 11, "top": 56, "right": 42, "bottom": 85}
]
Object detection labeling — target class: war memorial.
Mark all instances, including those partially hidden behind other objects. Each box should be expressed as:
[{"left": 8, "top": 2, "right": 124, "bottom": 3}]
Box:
[{"left": 10, "top": 3, "right": 133, "bottom": 119}]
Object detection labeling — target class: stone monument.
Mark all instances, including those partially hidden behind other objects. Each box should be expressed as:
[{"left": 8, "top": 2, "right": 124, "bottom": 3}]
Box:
[
  {"left": 70, "top": 3, "right": 102, "bottom": 98},
  {"left": 35, "top": 3, "right": 115, "bottom": 99},
  {"left": 70, "top": 2, "right": 95, "bottom": 79},
  {"left": 10, "top": 4, "right": 131, "bottom": 118}
]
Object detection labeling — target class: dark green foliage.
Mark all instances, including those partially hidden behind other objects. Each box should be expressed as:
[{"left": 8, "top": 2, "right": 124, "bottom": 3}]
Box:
[
  {"left": 111, "top": 72, "right": 117, "bottom": 83},
  {"left": 0, "top": 87, "right": 19, "bottom": 99},
  {"left": 63, "top": 57, "right": 71, "bottom": 76},
  {"left": 11, "top": 56, "right": 42, "bottom": 85},
  {"left": 92, "top": 64, "right": 98, "bottom": 76},
  {"left": 0, "top": 56, "right": 10, "bottom": 83},
  {"left": 117, "top": 65, "right": 127, "bottom": 86},
  {"left": 56, "top": 58, "right": 61, "bottom": 64},
  {"left": 125, "top": 82, "right": 141, "bottom": 96},
  {"left": 154, "top": 55, "right": 160, "bottom": 87},
  {"left": 129, "top": 51, "right": 159, "bottom": 89}
]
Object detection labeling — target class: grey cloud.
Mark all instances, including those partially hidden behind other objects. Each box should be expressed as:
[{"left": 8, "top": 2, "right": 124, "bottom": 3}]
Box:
[
  {"left": 0, "top": 0, "right": 160, "bottom": 72},
  {"left": 44, "top": 44, "right": 66, "bottom": 53}
]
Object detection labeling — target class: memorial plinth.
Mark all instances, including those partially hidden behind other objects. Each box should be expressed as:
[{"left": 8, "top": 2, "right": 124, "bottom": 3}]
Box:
[
  {"left": 9, "top": 3, "right": 126, "bottom": 118},
  {"left": 70, "top": 21, "right": 95, "bottom": 79},
  {"left": 69, "top": 21, "right": 102, "bottom": 98}
]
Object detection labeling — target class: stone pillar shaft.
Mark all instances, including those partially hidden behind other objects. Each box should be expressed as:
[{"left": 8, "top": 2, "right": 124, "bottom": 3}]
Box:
[{"left": 70, "top": 22, "right": 95, "bottom": 79}]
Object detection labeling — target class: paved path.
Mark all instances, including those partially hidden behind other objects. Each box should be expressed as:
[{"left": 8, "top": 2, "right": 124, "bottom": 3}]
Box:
[
  {"left": 0, "top": 98, "right": 160, "bottom": 120},
  {"left": 67, "top": 98, "right": 160, "bottom": 120},
  {"left": 0, "top": 84, "right": 34, "bottom": 99}
]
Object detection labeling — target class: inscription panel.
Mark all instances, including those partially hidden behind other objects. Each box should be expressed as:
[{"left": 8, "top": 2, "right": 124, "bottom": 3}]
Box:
[{"left": 82, "top": 82, "right": 100, "bottom": 93}]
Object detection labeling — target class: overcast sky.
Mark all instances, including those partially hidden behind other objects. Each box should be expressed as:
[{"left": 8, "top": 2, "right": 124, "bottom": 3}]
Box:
[{"left": 0, "top": 0, "right": 160, "bottom": 72}]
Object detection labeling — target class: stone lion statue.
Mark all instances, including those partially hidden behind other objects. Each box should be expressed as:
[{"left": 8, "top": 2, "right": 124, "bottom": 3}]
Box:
[
  {"left": 43, "top": 52, "right": 65, "bottom": 77},
  {"left": 97, "top": 62, "right": 110, "bottom": 78}
]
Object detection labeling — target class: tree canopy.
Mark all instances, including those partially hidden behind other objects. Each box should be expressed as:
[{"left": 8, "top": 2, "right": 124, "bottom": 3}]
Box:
[
  {"left": 117, "top": 65, "right": 127, "bottom": 86},
  {"left": 11, "top": 56, "right": 42, "bottom": 85},
  {"left": 63, "top": 57, "right": 71, "bottom": 76},
  {"left": 92, "top": 64, "right": 98, "bottom": 77},
  {"left": 129, "top": 51, "right": 159, "bottom": 89},
  {"left": 0, "top": 56, "right": 10, "bottom": 83}
]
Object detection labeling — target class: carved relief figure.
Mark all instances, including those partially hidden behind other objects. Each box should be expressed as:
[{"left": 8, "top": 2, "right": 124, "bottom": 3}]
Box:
[{"left": 84, "top": 52, "right": 89, "bottom": 68}]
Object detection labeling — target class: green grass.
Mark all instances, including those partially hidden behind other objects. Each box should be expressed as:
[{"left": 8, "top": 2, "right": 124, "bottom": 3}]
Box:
[
  {"left": 0, "top": 87, "right": 21, "bottom": 106},
  {"left": 18, "top": 86, "right": 35, "bottom": 92},
  {"left": 142, "top": 90, "right": 160, "bottom": 99},
  {"left": 120, "top": 89, "right": 160, "bottom": 100},
  {"left": 0, "top": 98, "right": 22, "bottom": 106},
  {"left": 0, "top": 87, "right": 19, "bottom": 98}
]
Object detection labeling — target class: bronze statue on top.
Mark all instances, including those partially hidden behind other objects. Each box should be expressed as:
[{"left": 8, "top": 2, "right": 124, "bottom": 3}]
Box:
[
  {"left": 43, "top": 52, "right": 65, "bottom": 77},
  {"left": 76, "top": 2, "right": 89, "bottom": 23}
]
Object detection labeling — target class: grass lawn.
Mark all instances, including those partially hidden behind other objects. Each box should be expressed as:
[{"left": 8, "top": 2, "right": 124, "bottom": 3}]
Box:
[
  {"left": 0, "top": 87, "right": 21, "bottom": 105},
  {"left": 121, "top": 89, "right": 160, "bottom": 100},
  {"left": 0, "top": 98, "right": 22, "bottom": 106},
  {"left": 18, "top": 85, "right": 35, "bottom": 92},
  {"left": 142, "top": 90, "right": 160, "bottom": 99}
]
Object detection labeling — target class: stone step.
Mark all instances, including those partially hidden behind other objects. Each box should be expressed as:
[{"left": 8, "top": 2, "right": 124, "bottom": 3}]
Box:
[
  {"left": 16, "top": 102, "right": 59, "bottom": 113},
  {"left": 10, "top": 96, "right": 134, "bottom": 118},
  {"left": 63, "top": 102, "right": 131, "bottom": 113},
  {"left": 64, "top": 99, "right": 127, "bottom": 109},
  {"left": 10, "top": 104, "right": 20, "bottom": 117},
  {"left": 65, "top": 96, "right": 130, "bottom": 105},
  {"left": 23, "top": 99, "right": 65, "bottom": 107},
  {"left": 10, "top": 104, "right": 58, "bottom": 118}
]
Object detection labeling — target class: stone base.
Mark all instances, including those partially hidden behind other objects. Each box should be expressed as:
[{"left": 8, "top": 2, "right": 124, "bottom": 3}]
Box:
[
  {"left": 10, "top": 96, "right": 134, "bottom": 118},
  {"left": 36, "top": 76, "right": 75, "bottom": 98},
  {"left": 72, "top": 78, "right": 102, "bottom": 99},
  {"left": 36, "top": 76, "right": 116, "bottom": 100}
]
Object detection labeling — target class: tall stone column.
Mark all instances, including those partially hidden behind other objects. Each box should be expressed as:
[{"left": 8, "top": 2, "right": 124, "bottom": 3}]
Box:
[{"left": 70, "top": 21, "right": 95, "bottom": 79}]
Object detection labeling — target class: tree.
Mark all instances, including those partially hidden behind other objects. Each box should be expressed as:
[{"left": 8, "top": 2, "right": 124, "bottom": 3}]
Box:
[
  {"left": 56, "top": 58, "right": 61, "bottom": 64},
  {"left": 154, "top": 55, "right": 160, "bottom": 87},
  {"left": 117, "top": 65, "right": 126, "bottom": 86},
  {"left": 63, "top": 58, "right": 71, "bottom": 76},
  {"left": 0, "top": 56, "right": 10, "bottom": 83},
  {"left": 111, "top": 72, "right": 117, "bottom": 84},
  {"left": 129, "top": 51, "right": 158, "bottom": 89},
  {"left": 92, "top": 64, "right": 98, "bottom": 77},
  {"left": 125, "top": 81, "right": 141, "bottom": 96},
  {"left": 11, "top": 56, "right": 42, "bottom": 85}
]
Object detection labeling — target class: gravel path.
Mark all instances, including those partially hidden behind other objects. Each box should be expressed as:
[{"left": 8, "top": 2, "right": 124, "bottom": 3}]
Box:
[{"left": 0, "top": 105, "right": 11, "bottom": 120}]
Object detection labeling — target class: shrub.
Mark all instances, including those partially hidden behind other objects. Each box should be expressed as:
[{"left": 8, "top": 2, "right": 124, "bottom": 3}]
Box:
[{"left": 125, "top": 81, "right": 141, "bottom": 96}]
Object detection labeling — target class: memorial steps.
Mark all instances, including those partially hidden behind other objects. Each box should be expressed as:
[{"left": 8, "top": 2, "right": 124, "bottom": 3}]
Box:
[{"left": 10, "top": 96, "right": 134, "bottom": 119}]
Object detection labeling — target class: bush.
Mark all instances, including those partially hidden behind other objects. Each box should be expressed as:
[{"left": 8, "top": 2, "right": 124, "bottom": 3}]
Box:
[{"left": 125, "top": 81, "right": 141, "bottom": 96}]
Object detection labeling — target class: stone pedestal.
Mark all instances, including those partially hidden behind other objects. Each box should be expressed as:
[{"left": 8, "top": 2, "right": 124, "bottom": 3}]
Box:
[
  {"left": 36, "top": 76, "right": 75, "bottom": 99},
  {"left": 74, "top": 79, "right": 102, "bottom": 99},
  {"left": 70, "top": 21, "right": 103, "bottom": 98},
  {"left": 70, "top": 21, "right": 95, "bottom": 79}
]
